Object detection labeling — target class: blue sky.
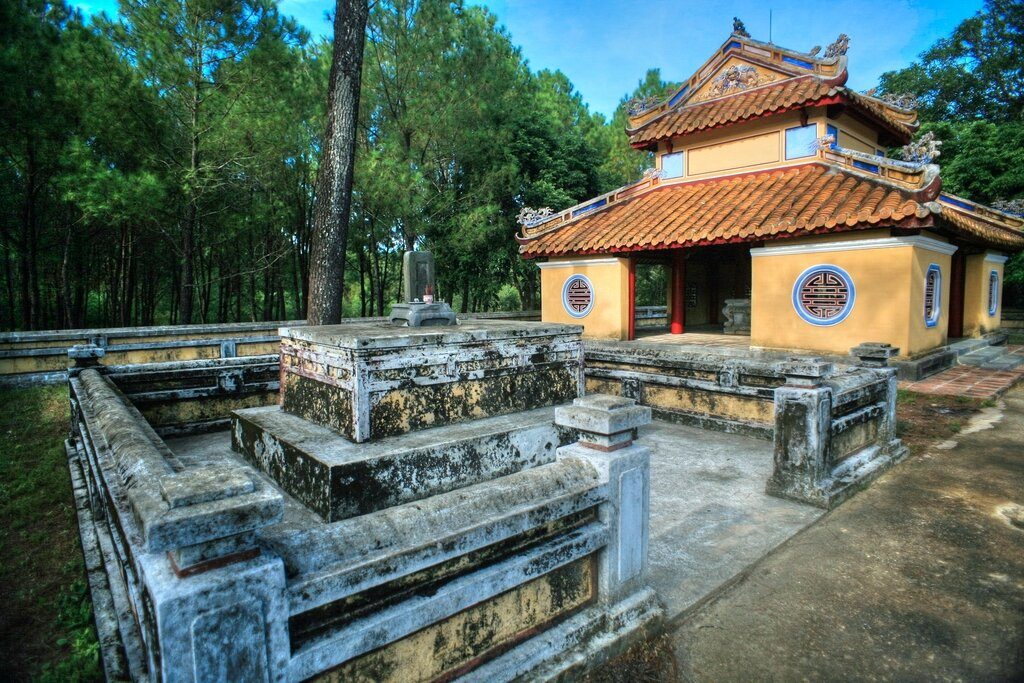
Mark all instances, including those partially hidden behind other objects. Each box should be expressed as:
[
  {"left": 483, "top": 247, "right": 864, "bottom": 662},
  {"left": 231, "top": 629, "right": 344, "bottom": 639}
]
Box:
[{"left": 72, "top": 0, "right": 982, "bottom": 118}]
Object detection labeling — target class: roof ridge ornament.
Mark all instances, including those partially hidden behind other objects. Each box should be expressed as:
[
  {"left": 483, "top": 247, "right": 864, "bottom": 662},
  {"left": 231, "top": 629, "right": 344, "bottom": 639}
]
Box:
[
  {"left": 517, "top": 206, "right": 554, "bottom": 228},
  {"left": 732, "top": 17, "right": 750, "bottom": 38},
  {"left": 992, "top": 198, "right": 1024, "bottom": 218},
  {"left": 626, "top": 95, "right": 663, "bottom": 117},
  {"left": 900, "top": 131, "right": 942, "bottom": 164},
  {"left": 824, "top": 33, "right": 850, "bottom": 58},
  {"left": 862, "top": 88, "right": 919, "bottom": 111},
  {"left": 814, "top": 134, "right": 837, "bottom": 151}
]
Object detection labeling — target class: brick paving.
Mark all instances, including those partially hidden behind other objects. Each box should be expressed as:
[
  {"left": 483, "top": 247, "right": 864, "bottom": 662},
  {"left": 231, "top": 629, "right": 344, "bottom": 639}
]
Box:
[{"left": 900, "top": 347, "right": 1024, "bottom": 399}]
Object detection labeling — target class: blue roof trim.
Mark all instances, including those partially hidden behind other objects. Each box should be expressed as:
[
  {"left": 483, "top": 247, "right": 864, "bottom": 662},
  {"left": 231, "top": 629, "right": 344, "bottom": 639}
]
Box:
[
  {"left": 722, "top": 41, "right": 742, "bottom": 53},
  {"left": 572, "top": 198, "right": 607, "bottom": 218},
  {"left": 939, "top": 195, "right": 975, "bottom": 212},
  {"left": 668, "top": 86, "right": 688, "bottom": 108},
  {"left": 782, "top": 55, "right": 815, "bottom": 69},
  {"left": 852, "top": 159, "right": 880, "bottom": 174}
]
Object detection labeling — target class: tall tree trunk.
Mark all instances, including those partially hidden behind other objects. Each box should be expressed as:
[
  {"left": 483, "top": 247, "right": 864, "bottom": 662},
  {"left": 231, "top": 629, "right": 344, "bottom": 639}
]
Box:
[{"left": 306, "top": 0, "right": 368, "bottom": 325}]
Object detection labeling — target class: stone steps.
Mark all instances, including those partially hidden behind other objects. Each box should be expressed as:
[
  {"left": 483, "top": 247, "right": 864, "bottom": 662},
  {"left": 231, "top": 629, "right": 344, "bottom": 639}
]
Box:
[
  {"left": 959, "top": 343, "right": 1023, "bottom": 371},
  {"left": 893, "top": 333, "right": 1012, "bottom": 380},
  {"left": 231, "top": 404, "right": 576, "bottom": 522}
]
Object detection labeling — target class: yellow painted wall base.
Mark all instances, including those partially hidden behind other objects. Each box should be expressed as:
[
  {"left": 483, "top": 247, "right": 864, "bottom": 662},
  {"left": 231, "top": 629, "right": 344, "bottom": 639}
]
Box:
[{"left": 313, "top": 556, "right": 595, "bottom": 683}]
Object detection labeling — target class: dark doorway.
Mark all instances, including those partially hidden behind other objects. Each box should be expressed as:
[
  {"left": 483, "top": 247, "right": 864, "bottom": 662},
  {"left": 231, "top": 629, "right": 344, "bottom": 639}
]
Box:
[{"left": 633, "top": 258, "right": 671, "bottom": 336}]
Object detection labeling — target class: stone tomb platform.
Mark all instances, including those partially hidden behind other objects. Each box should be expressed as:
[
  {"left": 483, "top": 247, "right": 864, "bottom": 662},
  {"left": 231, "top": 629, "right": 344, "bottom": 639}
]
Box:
[
  {"left": 232, "top": 404, "right": 576, "bottom": 522},
  {"left": 278, "top": 320, "right": 583, "bottom": 442}
]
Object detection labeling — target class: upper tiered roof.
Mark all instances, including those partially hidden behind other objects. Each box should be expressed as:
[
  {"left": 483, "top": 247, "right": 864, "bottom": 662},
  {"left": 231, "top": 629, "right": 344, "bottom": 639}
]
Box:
[
  {"left": 625, "top": 33, "right": 919, "bottom": 148},
  {"left": 516, "top": 29, "right": 1024, "bottom": 257}
]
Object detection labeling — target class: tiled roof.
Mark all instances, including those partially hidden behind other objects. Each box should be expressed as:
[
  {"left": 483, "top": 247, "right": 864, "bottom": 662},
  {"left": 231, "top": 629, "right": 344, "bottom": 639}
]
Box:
[
  {"left": 519, "top": 164, "right": 936, "bottom": 257},
  {"left": 626, "top": 76, "right": 916, "bottom": 148},
  {"left": 938, "top": 203, "right": 1024, "bottom": 251}
]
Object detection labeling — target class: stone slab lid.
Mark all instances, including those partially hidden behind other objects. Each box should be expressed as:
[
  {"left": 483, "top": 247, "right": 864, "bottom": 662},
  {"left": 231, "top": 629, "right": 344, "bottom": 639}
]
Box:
[{"left": 279, "top": 319, "right": 582, "bottom": 351}]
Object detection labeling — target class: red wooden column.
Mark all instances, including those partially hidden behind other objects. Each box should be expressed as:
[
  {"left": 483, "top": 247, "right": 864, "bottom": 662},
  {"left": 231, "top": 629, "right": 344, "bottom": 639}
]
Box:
[{"left": 670, "top": 250, "right": 686, "bottom": 334}]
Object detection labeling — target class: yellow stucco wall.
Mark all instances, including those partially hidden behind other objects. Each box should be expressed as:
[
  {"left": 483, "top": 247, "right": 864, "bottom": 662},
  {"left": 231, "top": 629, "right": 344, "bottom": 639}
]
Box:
[
  {"left": 963, "top": 252, "right": 1006, "bottom": 336},
  {"left": 656, "top": 108, "right": 829, "bottom": 181},
  {"left": 539, "top": 257, "right": 630, "bottom": 339},
  {"left": 827, "top": 112, "right": 882, "bottom": 155},
  {"left": 750, "top": 234, "right": 955, "bottom": 357},
  {"left": 907, "top": 246, "right": 952, "bottom": 355}
]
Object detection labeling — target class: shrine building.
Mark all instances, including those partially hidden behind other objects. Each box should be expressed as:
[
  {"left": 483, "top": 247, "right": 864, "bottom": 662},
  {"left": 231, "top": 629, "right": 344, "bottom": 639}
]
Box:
[{"left": 517, "top": 29, "right": 1024, "bottom": 358}]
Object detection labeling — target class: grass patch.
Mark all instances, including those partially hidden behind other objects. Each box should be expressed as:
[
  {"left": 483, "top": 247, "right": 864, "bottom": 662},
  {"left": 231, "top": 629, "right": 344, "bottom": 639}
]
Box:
[{"left": 0, "top": 386, "right": 101, "bottom": 682}]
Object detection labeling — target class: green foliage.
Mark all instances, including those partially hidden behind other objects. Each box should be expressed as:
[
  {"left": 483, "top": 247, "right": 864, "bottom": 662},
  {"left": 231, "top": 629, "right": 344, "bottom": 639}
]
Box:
[
  {"left": 496, "top": 284, "right": 522, "bottom": 311},
  {"left": 0, "top": 0, "right": 688, "bottom": 328},
  {"left": 878, "top": 0, "right": 1024, "bottom": 123},
  {"left": 921, "top": 120, "right": 1024, "bottom": 203},
  {"left": 878, "top": 0, "right": 1024, "bottom": 305},
  {"left": 634, "top": 263, "right": 669, "bottom": 307},
  {"left": 599, "top": 69, "right": 680, "bottom": 188},
  {"left": 0, "top": 0, "right": 637, "bottom": 327}
]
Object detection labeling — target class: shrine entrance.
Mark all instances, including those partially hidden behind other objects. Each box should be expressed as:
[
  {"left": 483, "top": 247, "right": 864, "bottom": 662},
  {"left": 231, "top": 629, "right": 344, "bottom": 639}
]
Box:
[{"left": 629, "top": 244, "right": 752, "bottom": 340}]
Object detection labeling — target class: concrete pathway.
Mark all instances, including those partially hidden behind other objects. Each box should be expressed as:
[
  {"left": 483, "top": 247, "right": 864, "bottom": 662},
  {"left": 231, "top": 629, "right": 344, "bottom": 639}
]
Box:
[
  {"left": 670, "top": 386, "right": 1024, "bottom": 682},
  {"left": 638, "top": 421, "right": 821, "bottom": 619}
]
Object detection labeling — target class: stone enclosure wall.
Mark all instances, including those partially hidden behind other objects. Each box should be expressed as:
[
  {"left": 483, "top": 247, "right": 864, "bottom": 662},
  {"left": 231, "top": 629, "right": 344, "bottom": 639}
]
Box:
[
  {"left": 0, "top": 311, "right": 541, "bottom": 387},
  {"left": 583, "top": 341, "right": 907, "bottom": 508}
]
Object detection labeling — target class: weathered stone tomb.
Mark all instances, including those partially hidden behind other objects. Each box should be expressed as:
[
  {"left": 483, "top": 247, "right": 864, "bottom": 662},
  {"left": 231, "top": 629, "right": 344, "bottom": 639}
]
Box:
[{"left": 67, "top": 318, "right": 663, "bottom": 682}]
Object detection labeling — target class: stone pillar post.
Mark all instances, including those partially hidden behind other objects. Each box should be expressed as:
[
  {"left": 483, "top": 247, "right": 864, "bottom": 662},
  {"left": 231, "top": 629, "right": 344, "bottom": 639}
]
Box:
[
  {"left": 139, "top": 551, "right": 290, "bottom": 683},
  {"left": 137, "top": 466, "right": 291, "bottom": 682},
  {"left": 68, "top": 343, "right": 105, "bottom": 377},
  {"left": 555, "top": 395, "right": 652, "bottom": 603},
  {"left": 850, "top": 342, "right": 899, "bottom": 369},
  {"left": 68, "top": 344, "right": 106, "bottom": 441},
  {"left": 851, "top": 343, "right": 902, "bottom": 456},
  {"left": 766, "top": 358, "right": 834, "bottom": 507}
]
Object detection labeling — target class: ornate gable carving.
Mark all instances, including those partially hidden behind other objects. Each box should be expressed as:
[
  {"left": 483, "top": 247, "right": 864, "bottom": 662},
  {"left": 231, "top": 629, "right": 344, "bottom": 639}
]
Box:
[{"left": 691, "top": 61, "right": 780, "bottom": 103}]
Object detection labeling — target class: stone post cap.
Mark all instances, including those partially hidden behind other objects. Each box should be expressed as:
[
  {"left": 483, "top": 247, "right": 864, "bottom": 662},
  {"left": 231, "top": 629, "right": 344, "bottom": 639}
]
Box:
[
  {"left": 779, "top": 357, "right": 833, "bottom": 386},
  {"left": 555, "top": 394, "right": 651, "bottom": 437},
  {"left": 68, "top": 344, "right": 105, "bottom": 375},
  {"left": 68, "top": 343, "right": 105, "bottom": 361},
  {"left": 160, "top": 466, "right": 256, "bottom": 510},
  {"left": 850, "top": 342, "right": 900, "bottom": 367}
]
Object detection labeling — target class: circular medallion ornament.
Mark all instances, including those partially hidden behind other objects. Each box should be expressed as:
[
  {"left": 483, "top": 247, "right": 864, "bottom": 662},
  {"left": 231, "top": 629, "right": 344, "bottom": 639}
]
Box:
[
  {"left": 792, "top": 265, "right": 855, "bottom": 326},
  {"left": 562, "top": 274, "right": 594, "bottom": 318}
]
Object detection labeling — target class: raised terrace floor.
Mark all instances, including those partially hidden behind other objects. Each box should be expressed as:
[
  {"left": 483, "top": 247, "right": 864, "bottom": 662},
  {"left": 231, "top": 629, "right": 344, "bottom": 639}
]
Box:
[{"left": 167, "top": 418, "right": 822, "bottom": 622}]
